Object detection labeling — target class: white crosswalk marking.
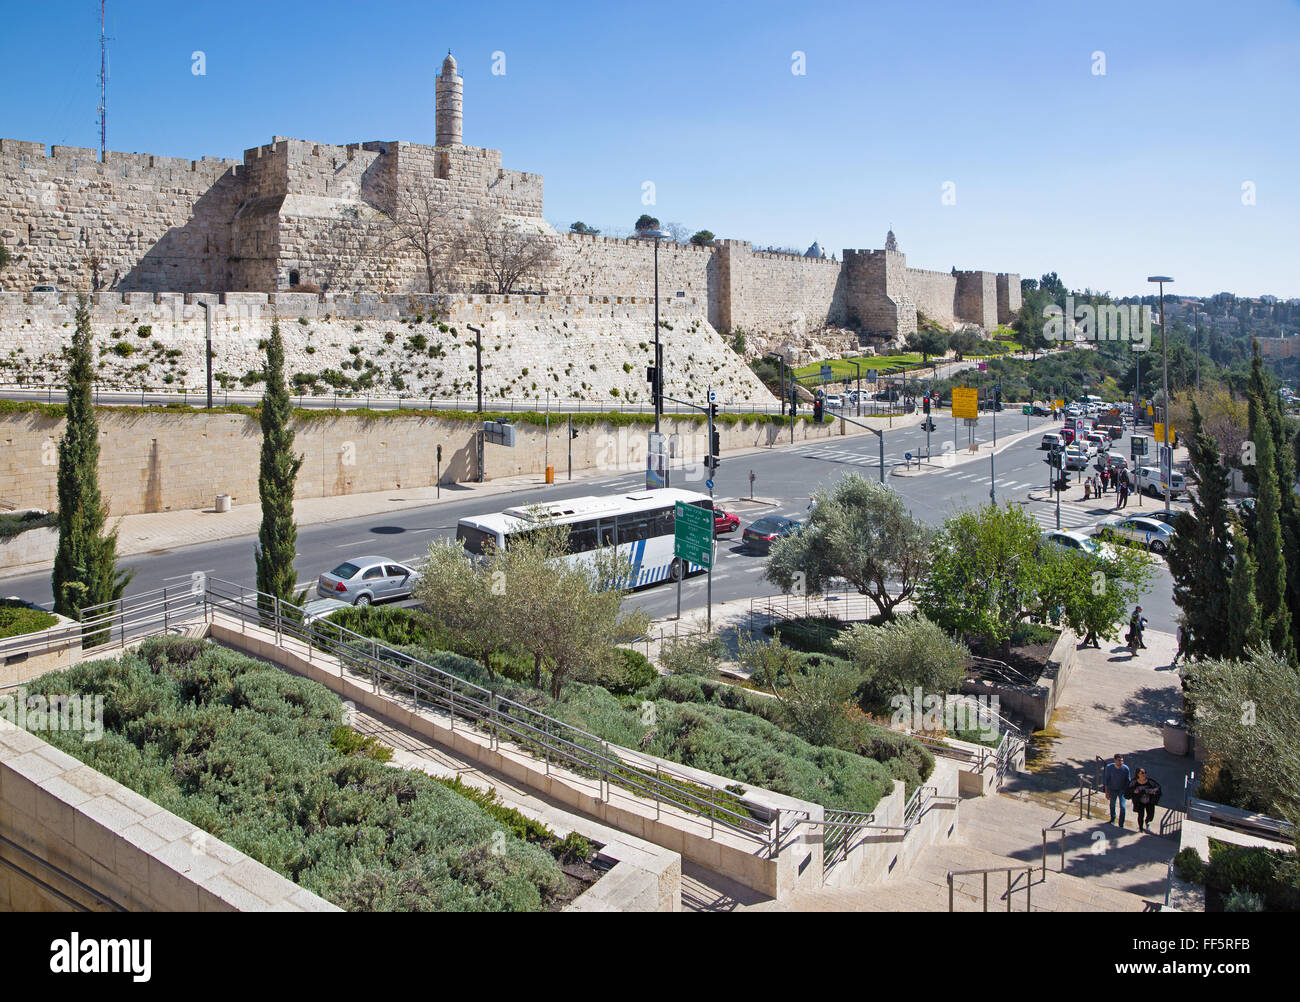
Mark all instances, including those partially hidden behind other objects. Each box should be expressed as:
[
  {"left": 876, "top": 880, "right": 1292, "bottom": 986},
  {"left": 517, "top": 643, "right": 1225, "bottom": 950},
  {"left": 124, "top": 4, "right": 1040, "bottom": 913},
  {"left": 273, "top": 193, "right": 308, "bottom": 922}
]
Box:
[
  {"left": 798, "top": 449, "right": 887, "bottom": 469},
  {"left": 1027, "top": 505, "right": 1103, "bottom": 530}
]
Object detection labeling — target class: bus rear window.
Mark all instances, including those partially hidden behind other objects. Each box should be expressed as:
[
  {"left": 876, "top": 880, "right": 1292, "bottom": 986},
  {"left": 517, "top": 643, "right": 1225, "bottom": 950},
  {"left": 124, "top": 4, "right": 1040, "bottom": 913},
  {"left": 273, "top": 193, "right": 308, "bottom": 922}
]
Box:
[{"left": 457, "top": 525, "right": 498, "bottom": 556}]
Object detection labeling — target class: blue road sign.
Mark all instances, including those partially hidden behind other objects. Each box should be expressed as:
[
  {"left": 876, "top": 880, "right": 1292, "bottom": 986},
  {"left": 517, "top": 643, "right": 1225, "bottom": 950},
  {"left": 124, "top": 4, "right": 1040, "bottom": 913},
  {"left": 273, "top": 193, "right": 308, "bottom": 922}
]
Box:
[{"left": 705, "top": 478, "right": 714, "bottom": 490}]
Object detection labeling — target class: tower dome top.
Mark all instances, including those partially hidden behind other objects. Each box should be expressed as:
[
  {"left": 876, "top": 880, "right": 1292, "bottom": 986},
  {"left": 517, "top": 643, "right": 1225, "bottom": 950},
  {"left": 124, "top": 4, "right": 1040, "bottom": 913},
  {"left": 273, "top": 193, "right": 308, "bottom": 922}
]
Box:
[{"left": 441, "top": 51, "right": 458, "bottom": 75}]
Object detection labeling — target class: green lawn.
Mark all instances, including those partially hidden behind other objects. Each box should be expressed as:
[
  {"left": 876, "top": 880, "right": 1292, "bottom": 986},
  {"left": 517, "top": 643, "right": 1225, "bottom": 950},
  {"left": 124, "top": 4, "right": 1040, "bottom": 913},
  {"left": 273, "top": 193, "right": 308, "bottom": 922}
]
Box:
[
  {"left": 0, "top": 599, "right": 57, "bottom": 639},
  {"left": 793, "top": 354, "right": 932, "bottom": 381}
]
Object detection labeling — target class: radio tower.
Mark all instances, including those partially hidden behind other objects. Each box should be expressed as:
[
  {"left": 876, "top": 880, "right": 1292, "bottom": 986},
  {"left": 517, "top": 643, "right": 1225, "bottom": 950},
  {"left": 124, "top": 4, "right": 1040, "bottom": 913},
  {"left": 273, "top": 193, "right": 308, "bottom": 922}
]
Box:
[{"left": 98, "top": 0, "right": 107, "bottom": 160}]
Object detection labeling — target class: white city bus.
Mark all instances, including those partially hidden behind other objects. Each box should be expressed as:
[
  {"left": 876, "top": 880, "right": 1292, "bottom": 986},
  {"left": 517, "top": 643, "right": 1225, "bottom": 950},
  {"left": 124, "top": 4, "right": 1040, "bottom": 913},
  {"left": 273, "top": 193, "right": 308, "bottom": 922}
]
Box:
[{"left": 455, "top": 488, "right": 713, "bottom": 588}]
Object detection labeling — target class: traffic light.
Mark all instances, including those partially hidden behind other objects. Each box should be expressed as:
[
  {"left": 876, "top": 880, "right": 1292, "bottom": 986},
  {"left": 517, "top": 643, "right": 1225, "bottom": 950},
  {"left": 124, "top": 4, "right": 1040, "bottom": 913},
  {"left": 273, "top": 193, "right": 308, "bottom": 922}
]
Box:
[
  {"left": 710, "top": 429, "right": 721, "bottom": 458},
  {"left": 923, "top": 395, "right": 931, "bottom": 415},
  {"left": 813, "top": 398, "right": 824, "bottom": 422},
  {"left": 570, "top": 424, "right": 579, "bottom": 440},
  {"left": 646, "top": 365, "right": 657, "bottom": 408},
  {"left": 789, "top": 384, "right": 798, "bottom": 415},
  {"left": 994, "top": 385, "right": 1002, "bottom": 409}
]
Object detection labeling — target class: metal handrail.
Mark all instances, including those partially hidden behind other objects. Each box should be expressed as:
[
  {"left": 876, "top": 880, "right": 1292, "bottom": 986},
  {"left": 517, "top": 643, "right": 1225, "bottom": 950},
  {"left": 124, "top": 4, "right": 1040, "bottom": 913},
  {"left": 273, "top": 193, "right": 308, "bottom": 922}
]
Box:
[
  {"left": 1041, "top": 827, "right": 1067, "bottom": 876},
  {"left": 200, "top": 578, "right": 781, "bottom": 849},
  {"left": 947, "top": 865, "right": 1035, "bottom": 912}
]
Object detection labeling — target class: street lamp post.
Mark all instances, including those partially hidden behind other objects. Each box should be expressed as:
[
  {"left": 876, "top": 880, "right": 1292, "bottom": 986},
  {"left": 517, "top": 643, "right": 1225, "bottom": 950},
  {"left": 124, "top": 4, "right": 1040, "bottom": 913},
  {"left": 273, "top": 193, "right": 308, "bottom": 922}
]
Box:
[
  {"left": 632, "top": 227, "right": 670, "bottom": 434},
  {"left": 1147, "top": 276, "right": 1174, "bottom": 513}
]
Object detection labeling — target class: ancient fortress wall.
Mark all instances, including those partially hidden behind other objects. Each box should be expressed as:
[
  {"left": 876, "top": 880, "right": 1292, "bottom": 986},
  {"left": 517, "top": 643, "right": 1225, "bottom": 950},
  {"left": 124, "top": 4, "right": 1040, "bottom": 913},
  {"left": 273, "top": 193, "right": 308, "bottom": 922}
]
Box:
[
  {"left": 0, "top": 289, "right": 770, "bottom": 408},
  {"left": 0, "top": 138, "right": 243, "bottom": 293},
  {"left": 903, "top": 267, "right": 958, "bottom": 327},
  {"left": 715, "top": 241, "right": 845, "bottom": 336},
  {"left": 956, "top": 270, "right": 999, "bottom": 331}
]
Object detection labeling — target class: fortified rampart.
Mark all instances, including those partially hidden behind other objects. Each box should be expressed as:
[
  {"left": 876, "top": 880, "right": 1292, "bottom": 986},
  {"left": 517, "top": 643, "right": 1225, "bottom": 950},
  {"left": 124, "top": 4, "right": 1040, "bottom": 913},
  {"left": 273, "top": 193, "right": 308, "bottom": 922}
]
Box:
[{"left": 0, "top": 51, "right": 1020, "bottom": 342}]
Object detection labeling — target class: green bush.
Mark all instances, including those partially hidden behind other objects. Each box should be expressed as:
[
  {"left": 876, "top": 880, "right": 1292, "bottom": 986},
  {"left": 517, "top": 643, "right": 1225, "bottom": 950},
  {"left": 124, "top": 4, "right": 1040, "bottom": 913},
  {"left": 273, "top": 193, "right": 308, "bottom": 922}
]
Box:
[
  {"left": 0, "top": 510, "right": 57, "bottom": 539},
  {"left": 575, "top": 647, "right": 658, "bottom": 695},
  {"left": 1173, "top": 847, "right": 1205, "bottom": 884},
  {"left": 835, "top": 614, "right": 969, "bottom": 708},
  {"left": 112, "top": 341, "right": 135, "bottom": 357},
  {"left": 0, "top": 599, "right": 58, "bottom": 638},
  {"left": 25, "top": 638, "right": 565, "bottom": 911},
  {"left": 1224, "top": 887, "right": 1265, "bottom": 912}
]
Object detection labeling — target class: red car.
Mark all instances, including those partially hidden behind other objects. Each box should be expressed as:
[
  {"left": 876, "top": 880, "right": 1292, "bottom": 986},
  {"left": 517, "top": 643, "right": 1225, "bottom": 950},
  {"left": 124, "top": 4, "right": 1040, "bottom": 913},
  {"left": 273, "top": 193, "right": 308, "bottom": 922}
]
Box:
[{"left": 714, "top": 509, "right": 740, "bottom": 534}]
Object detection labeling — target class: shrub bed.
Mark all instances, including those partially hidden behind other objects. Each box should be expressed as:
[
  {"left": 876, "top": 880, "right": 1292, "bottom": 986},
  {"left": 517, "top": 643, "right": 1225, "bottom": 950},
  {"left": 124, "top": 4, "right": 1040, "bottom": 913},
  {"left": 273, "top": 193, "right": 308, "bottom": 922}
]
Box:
[
  {"left": 394, "top": 644, "right": 927, "bottom": 814},
  {"left": 0, "top": 510, "right": 57, "bottom": 540},
  {"left": 25, "top": 637, "right": 570, "bottom": 911},
  {"left": 0, "top": 599, "right": 58, "bottom": 639}
]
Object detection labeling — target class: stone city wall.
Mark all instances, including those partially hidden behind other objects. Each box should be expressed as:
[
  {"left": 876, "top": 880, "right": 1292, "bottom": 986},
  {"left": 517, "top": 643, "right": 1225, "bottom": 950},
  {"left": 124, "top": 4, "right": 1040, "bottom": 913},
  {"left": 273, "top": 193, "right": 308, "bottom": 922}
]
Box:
[{"left": 0, "top": 290, "right": 773, "bottom": 407}]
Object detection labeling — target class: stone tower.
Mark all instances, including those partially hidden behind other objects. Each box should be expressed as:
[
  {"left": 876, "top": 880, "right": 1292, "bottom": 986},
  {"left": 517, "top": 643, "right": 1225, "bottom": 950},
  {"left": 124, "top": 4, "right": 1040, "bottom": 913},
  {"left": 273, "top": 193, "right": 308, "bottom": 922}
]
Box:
[{"left": 436, "top": 51, "right": 463, "bottom": 146}]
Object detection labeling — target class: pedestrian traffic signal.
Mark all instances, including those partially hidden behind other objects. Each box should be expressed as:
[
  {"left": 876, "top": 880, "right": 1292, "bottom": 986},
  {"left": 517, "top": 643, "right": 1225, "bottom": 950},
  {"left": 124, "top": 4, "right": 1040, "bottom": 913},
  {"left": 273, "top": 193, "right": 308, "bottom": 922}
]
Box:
[
  {"left": 646, "top": 366, "right": 659, "bottom": 408},
  {"left": 570, "top": 424, "right": 579, "bottom": 440},
  {"left": 710, "top": 429, "right": 721, "bottom": 457},
  {"left": 923, "top": 395, "right": 931, "bottom": 415},
  {"left": 813, "top": 399, "right": 824, "bottom": 422}
]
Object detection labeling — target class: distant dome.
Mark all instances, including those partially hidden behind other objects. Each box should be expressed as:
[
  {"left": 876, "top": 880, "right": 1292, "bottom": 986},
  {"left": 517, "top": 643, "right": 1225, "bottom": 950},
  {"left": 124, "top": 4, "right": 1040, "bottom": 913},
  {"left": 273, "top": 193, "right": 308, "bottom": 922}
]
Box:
[
  {"left": 885, "top": 230, "right": 899, "bottom": 252},
  {"left": 805, "top": 241, "right": 826, "bottom": 259},
  {"left": 442, "top": 51, "right": 458, "bottom": 75}
]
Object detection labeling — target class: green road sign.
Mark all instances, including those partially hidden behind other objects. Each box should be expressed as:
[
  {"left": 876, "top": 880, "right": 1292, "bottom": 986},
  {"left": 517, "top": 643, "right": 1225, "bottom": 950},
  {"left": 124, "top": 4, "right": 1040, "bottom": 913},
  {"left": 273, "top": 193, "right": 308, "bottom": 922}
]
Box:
[
  {"left": 1022, "top": 405, "right": 1032, "bottom": 415},
  {"left": 674, "top": 502, "right": 713, "bottom": 568}
]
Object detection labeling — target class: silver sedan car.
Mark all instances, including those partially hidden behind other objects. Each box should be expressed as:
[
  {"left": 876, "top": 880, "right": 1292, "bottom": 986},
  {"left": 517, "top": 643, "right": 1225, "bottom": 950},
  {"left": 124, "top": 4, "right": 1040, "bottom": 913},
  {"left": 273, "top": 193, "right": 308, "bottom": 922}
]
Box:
[
  {"left": 316, "top": 556, "right": 421, "bottom": 605},
  {"left": 1094, "top": 515, "right": 1175, "bottom": 555}
]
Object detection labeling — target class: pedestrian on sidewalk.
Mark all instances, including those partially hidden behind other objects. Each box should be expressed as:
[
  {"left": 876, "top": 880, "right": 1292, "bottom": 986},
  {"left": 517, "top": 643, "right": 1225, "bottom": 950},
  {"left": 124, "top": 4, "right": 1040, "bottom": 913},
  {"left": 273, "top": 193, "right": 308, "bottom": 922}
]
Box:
[
  {"left": 1127, "top": 767, "right": 1163, "bottom": 833},
  {"left": 1084, "top": 479, "right": 1093, "bottom": 501},
  {"left": 1103, "top": 754, "right": 1132, "bottom": 827},
  {"left": 1172, "top": 623, "right": 1187, "bottom": 666}
]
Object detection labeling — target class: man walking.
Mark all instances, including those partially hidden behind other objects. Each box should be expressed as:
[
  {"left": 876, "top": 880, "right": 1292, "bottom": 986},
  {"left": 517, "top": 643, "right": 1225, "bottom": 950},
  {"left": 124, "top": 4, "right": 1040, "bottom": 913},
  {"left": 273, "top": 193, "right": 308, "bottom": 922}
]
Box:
[{"left": 1103, "top": 754, "right": 1132, "bottom": 827}]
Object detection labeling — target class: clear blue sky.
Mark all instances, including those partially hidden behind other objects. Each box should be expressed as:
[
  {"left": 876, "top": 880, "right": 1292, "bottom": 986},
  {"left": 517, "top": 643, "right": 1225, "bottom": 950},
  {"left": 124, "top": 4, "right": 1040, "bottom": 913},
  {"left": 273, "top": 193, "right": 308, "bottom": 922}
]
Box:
[{"left": 3, "top": 0, "right": 1297, "bottom": 298}]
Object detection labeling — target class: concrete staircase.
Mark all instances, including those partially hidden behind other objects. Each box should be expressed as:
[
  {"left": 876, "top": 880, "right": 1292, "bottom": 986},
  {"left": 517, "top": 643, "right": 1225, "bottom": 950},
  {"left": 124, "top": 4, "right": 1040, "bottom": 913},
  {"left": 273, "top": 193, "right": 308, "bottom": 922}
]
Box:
[{"left": 684, "top": 790, "right": 1175, "bottom": 912}]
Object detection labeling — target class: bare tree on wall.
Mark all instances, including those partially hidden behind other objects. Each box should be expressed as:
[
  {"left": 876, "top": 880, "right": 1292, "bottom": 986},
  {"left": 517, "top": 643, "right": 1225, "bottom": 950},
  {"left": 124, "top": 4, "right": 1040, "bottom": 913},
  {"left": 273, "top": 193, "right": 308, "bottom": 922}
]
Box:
[
  {"left": 664, "top": 221, "right": 691, "bottom": 244},
  {"left": 390, "top": 177, "right": 467, "bottom": 293},
  {"left": 468, "top": 205, "right": 557, "bottom": 295}
]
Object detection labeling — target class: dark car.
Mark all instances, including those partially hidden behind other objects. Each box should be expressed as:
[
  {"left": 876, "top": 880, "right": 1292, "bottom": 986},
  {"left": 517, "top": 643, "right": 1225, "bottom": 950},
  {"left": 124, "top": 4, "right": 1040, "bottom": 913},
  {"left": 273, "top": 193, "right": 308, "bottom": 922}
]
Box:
[
  {"left": 742, "top": 515, "right": 803, "bottom": 553},
  {"left": 714, "top": 509, "right": 740, "bottom": 534}
]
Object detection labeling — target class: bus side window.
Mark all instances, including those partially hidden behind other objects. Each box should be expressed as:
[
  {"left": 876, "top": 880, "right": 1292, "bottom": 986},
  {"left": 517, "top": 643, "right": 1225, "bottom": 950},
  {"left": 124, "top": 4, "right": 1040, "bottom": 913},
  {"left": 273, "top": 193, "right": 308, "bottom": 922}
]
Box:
[
  {"left": 599, "top": 518, "right": 616, "bottom": 548},
  {"left": 653, "top": 508, "right": 674, "bottom": 537},
  {"left": 568, "top": 520, "right": 598, "bottom": 554},
  {"left": 618, "top": 512, "right": 653, "bottom": 544}
]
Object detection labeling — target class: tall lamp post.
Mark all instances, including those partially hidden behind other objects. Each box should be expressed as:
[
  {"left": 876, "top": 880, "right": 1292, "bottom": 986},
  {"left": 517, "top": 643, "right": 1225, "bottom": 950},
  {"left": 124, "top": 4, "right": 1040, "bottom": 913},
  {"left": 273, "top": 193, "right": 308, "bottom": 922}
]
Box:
[
  {"left": 1147, "top": 276, "right": 1174, "bottom": 513},
  {"left": 632, "top": 227, "right": 670, "bottom": 433}
]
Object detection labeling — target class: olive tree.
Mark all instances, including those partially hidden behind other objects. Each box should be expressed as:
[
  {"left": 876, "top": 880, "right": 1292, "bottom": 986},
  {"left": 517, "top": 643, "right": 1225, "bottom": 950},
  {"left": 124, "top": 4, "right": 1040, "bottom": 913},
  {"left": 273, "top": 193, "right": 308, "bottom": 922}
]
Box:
[
  {"left": 412, "top": 539, "right": 513, "bottom": 677},
  {"left": 1184, "top": 647, "right": 1300, "bottom": 826},
  {"left": 835, "top": 614, "right": 968, "bottom": 707},
  {"left": 764, "top": 474, "right": 930, "bottom": 620},
  {"left": 500, "top": 526, "right": 649, "bottom": 698}
]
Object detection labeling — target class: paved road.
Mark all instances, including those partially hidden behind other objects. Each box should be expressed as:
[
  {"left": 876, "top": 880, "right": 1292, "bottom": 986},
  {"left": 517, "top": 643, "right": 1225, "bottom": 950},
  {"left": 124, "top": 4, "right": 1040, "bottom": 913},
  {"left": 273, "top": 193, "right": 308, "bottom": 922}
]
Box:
[{"left": 1, "top": 410, "right": 1179, "bottom": 633}]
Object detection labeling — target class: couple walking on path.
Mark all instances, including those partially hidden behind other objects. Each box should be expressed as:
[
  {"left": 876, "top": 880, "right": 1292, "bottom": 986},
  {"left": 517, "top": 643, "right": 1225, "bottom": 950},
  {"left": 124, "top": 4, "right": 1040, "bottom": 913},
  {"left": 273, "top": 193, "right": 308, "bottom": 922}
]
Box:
[{"left": 1101, "top": 754, "right": 1163, "bottom": 831}]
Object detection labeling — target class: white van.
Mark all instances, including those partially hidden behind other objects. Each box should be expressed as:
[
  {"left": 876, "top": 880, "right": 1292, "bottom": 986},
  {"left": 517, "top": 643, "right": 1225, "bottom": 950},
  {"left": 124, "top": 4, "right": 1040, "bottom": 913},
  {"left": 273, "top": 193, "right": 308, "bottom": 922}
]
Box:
[
  {"left": 1134, "top": 466, "right": 1188, "bottom": 499},
  {"left": 1041, "top": 432, "right": 1063, "bottom": 450}
]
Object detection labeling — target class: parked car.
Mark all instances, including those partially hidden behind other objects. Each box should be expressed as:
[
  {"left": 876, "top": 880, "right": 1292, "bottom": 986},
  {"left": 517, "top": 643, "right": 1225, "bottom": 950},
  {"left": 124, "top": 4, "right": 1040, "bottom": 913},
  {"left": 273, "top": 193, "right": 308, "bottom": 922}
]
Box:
[
  {"left": 1133, "top": 465, "right": 1189, "bottom": 499},
  {"left": 1094, "top": 515, "right": 1176, "bottom": 554},
  {"left": 824, "top": 394, "right": 843, "bottom": 410},
  {"left": 1043, "top": 530, "right": 1116, "bottom": 560},
  {"left": 1041, "top": 432, "right": 1064, "bottom": 450},
  {"left": 1140, "top": 509, "right": 1184, "bottom": 529},
  {"left": 741, "top": 515, "right": 803, "bottom": 554},
  {"left": 1063, "top": 445, "right": 1090, "bottom": 470},
  {"left": 316, "top": 556, "right": 421, "bottom": 605},
  {"left": 713, "top": 509, "right": 740, "bottom": 534},
  {"left": 1031, "top": 404, "right": 1052, "bottom": 416}
]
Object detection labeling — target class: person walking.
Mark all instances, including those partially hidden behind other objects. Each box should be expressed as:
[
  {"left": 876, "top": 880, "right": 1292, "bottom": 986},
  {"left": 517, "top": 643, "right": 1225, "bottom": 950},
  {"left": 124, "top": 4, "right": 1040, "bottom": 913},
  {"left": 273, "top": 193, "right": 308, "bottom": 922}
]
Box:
[
  {"left": 1102, "top": 754, "right": 1132, "bottom": 827},
  {"left": 1127, "top": 606, "right": 1148, "bottom": 651},
  {"left": 1172, "top": 623, "right": 1187, "bottom": 666},
  {"left": 1127, "top": 767, "right": 1163, "bottom": 833},
  {"left": 1084, "top": 479, "right": 1092, "bottom": 501},
  {"left": 807, "top": 495, "right": 819, "bottom": 518}
]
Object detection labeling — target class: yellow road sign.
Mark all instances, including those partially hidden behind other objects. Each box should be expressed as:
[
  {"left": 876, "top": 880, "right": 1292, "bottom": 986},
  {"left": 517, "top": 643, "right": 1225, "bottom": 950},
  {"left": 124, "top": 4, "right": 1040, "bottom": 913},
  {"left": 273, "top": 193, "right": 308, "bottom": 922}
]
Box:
[
  {"left": 952, "top": 387, "right": 979, "bottom": 420},
  {"left": 1154, "top": 423, "right": 1175, "bottom": 445},
  {"left": 1054, "top": 398, "right": 1064, "bottom": 410}
]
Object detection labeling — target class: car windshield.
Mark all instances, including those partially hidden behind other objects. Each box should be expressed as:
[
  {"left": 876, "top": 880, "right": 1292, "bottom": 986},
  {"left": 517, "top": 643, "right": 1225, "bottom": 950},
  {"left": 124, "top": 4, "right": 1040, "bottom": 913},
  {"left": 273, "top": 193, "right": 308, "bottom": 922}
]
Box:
[{"left": 329, "top": 562, "right": 360, "bottom": 579}]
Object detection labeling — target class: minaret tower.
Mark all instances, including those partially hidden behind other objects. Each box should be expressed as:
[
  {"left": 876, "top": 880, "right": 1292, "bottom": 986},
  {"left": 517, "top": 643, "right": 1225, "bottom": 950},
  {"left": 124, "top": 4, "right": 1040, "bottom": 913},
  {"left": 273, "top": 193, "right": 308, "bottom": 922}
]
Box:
[{"left": 436, "top": 51, "right": 463, "bottom": 146}]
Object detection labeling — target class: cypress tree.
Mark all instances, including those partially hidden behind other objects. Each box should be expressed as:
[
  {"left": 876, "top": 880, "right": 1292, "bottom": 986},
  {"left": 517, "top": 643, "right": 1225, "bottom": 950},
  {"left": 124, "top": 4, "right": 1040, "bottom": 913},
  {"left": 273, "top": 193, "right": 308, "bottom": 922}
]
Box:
[
  {"left": 1169, "top": 403, "right": 1234, "bottom": 658},
  {"left": 253, "top": 319, "right": 303, "bottom": 610},
  {"left": 51, "top": 295, "right": 131, "bottom": 619},
  {"left": 1249, "top": 390, "right": 1293, "bottom": 661},
  {"left": 1225, "top": 523, "right": 1265, "bottom": 656}
]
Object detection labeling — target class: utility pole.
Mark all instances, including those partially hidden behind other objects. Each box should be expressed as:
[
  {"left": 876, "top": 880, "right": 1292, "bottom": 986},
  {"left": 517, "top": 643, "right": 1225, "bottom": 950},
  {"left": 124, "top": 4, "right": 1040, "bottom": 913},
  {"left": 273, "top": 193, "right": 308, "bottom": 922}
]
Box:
[
  {"left": 98, "top": 1, "right": 107, "bottom": 161},
  {"left": 1148, "top": 276, "right": 1174, "bottom": 514},
  {"left": 568, "top": 414, "right": 574, "bottom": 481},
  {"left": 201, "top": 301, "right": 212, "bottom": 408}
]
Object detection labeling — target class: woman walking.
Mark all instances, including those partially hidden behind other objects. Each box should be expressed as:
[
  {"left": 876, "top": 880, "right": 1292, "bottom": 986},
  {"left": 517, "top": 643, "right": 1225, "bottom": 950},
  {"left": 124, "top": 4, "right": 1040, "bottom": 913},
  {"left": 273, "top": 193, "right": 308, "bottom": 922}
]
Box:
[{"left": 1127, "top": 768, "right": 1163, "bottom": 833}]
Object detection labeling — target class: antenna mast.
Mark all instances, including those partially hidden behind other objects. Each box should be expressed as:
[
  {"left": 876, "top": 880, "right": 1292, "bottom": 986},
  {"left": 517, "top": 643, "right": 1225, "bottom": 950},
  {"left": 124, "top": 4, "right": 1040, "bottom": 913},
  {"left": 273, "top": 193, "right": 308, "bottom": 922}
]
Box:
[{"left": 98, "top": 0, "right": 107, "bottom": 160}]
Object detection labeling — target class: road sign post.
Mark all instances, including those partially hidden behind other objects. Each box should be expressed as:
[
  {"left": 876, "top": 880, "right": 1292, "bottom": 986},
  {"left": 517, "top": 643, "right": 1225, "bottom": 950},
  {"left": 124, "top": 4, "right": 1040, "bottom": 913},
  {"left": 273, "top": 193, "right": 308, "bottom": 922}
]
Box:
[{"left": 674, "top": 499, "right": 714, "bottom": 626}]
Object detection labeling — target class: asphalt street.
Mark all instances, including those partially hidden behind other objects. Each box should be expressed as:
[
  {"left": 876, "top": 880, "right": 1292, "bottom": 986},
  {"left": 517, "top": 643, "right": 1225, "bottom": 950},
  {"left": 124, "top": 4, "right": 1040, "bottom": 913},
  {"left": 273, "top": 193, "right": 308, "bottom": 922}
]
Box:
[{"left": 2, "top": 408, "right": 1179, "bottom": 633}]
